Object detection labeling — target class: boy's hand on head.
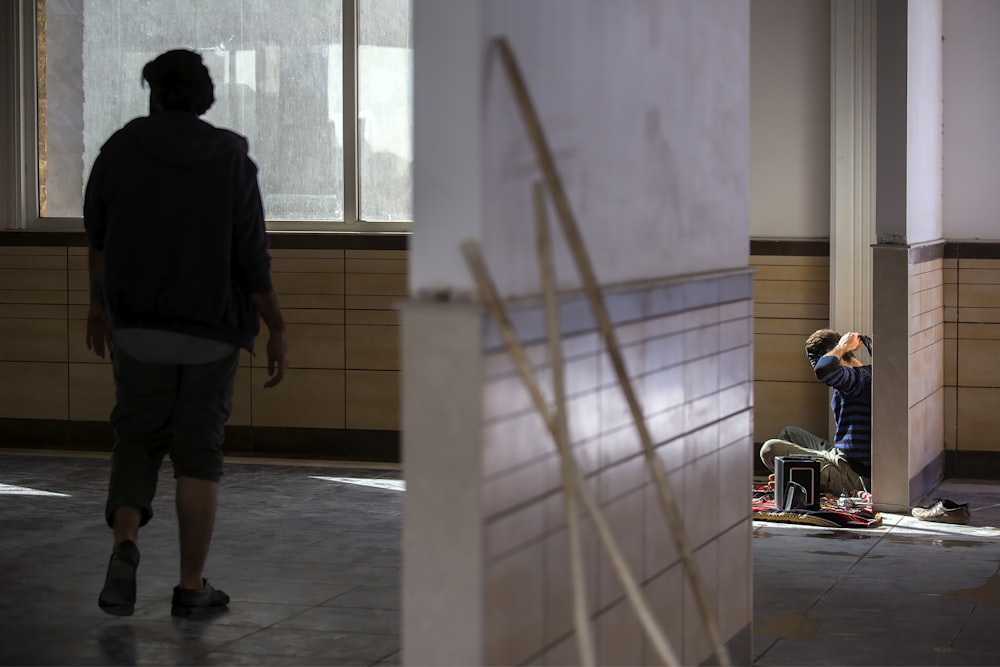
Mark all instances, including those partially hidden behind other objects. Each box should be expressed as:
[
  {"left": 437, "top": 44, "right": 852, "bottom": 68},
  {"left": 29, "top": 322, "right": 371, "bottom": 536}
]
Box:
[{"left": 838, "top": 332, "right": 862, "bottom": 352}]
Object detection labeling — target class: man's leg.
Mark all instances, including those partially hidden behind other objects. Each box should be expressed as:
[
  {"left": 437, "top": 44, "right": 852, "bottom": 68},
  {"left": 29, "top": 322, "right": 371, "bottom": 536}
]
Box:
[
  {"left": 111, "top": 507, "right": 142, "bottom": 545},
  {"left": 776, "top": 426, "right": 831, "bottom": 452},
  {"left": 774, "top": 426, "right": 867, "bottom": 494},
  {"left": 105, "top": 348, "right": 176, "bottom": 532},
  {"left": 176, "top": 477, "right": 218, "bottom": 590},
  {"left": 760, "top": 435, "right": 824, "bottom": 472},
  {"left": 169, "top": 350, "right": 237, "bottom": 612},
  {"left": 101, "top": 348, "right": 175, "bottom": 615}
]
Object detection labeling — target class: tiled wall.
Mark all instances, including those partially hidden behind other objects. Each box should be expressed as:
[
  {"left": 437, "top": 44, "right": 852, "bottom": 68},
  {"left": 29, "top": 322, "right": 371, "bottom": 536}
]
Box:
[
  {"left": 945, "top": 253, "right": 1000, "bottom": 459},
  {"left": 0, "top": 243, "right": 406, "bottom": 457},
  {"left": 908, "top": 254, "right": 945, "bottom": 479},
  {"left": 751, "top": 242, "right": 1000, "bottom": 481},
  {"left": 750, "top": 252, "right": 831, "bottom": 450},
  {"left": 476, "top": 273, "right": 754, "bottom": 666}
]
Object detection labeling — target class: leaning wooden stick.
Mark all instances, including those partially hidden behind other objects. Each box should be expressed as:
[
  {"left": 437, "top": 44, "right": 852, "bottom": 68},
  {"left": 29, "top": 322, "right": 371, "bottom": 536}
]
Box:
[
  {"left": 494, "top": 36, "right": 731, "bottom": 667},
  {"left": 534, "top": 182, "right": 596, "bottom": 667},
  {"left": 462, "top": 239, "right": 680, "bottom": 667}
]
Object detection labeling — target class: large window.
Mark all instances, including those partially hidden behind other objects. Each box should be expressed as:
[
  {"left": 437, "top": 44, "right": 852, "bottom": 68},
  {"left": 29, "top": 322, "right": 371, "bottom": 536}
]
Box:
[{"left": 36, "top": 0, "right": 412, "bottom": 229}]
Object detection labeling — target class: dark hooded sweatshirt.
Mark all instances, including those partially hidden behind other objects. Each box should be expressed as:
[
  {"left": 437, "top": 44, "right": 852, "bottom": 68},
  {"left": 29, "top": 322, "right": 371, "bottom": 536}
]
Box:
[{"left": 84, "top": 112, "right": 272, "bottom": 352}]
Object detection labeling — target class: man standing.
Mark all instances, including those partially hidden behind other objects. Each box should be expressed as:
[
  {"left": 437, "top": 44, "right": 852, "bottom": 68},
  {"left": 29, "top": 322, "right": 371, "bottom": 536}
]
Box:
[
  {"left": 84, "top": 49, "right": 288, "bottom": 617},
  {"left": 759, "top": 329, "right": 873, "bottom": 496}
]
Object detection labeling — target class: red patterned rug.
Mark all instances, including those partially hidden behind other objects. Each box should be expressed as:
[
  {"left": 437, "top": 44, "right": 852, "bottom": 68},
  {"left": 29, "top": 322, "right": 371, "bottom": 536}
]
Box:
[{"left": 753, "top": 486, "right": 882, "bottom": 528}]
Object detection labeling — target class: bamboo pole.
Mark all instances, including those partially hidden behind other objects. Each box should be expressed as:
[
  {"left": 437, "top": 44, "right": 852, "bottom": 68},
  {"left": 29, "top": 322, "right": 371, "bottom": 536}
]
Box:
[
  {"left": 493, "top": 36, "right": 731, "bottom": 667},
  {"left": 534, "top": 182, "right": 596, "bottom": 667},
  {"left": 462, "top": 239, "right": 680, "bottom": 667}
]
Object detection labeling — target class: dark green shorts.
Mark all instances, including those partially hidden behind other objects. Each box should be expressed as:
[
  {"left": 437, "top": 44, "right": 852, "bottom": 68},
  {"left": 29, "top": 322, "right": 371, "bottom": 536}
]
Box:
[{"left": 104, "top": 346, "right": 239, "bottom": 527}]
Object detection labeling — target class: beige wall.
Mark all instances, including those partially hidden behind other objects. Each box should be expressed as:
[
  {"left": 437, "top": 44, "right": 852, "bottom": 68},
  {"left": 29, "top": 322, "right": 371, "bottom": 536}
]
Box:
[
  {"left": 0, "top": 244, "right": 406, "bottom": 448},
  {"left": 749, "top": 0, "right": 831, "bottom": 239},
  {"left": 943, "top": 0, "right": 1000, "bottom": 241},
  {"left": 946, "top": 255, "right": 1000, "bottom": 454},
  {"left": 751, "top": 252, "right": 831, "bottom": 446},
  {"left": 908, "top": 256, "right": 945, "bottom": 479}
]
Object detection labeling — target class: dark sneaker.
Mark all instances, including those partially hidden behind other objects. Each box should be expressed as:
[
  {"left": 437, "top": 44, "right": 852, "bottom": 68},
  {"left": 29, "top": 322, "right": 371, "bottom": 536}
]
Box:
[
  {"left": 171, "top": 579, "right": 230, "bottom": 617},
  {"left": 911, "top": 498, "right": 971, "bottom": 525},
  {"left": 98, "top": 540, "right": 140, "bottom": 616}
]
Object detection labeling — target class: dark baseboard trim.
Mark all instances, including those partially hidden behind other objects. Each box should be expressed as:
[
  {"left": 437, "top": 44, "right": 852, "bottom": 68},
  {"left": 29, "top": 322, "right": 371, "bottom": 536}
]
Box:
[
  {"left": 750, "top": 239, "right": 830, "bottom": 257},
  {"left": 0, "top": 418, "right": 400, "bottom": 463},
  {"left": 945, "top": 450, "right": 1000, "bottom": 480},
  {"left": 944, "top": 241, "right": 1000, "bottom": 260},
  {"left": 908, "top": 241, "right": 946, "bottom": 265},
  {"left": 749, "top": 239, "right": 1000, "bottom": 262},
  {"left": 0, "top": 418, "right": 113, "bottom": 451},
  {"left": 267, "top": 233, "right": 409, "bottom": 251},
  {"left": 0, "top": 230, "right": 89, "bottom": 246},
  {"left": 225, "top": 425, "right": 400, "bottom": 462},
  {"left": 12, "top": 234, "right": 998, "bottom": 259},
  {"left": 0, "top": 230, "right": 409, "bottom": 252}
]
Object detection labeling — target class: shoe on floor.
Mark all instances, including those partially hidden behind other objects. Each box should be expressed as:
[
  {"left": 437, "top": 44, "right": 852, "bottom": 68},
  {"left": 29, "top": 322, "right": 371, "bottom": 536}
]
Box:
[
  {"left": 171, "top": 579, "right": 230, "bottom": 617},
  {"left": 98, "top": 540, "right": 140, "bottom": 616},
  {"left": 911, "top": 498, "right": 971, "bottom": 525}
]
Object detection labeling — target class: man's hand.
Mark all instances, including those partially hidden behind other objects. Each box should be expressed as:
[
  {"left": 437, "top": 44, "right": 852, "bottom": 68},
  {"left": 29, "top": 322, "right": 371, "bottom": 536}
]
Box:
[
  {"left": 837, "top": 332, "right": 863, "bottom": 352},
  {"left": 86, "top": 303, "right": 112, "bottom": 359},
  {"left": 263, "top": 328, "right": 288, "bottom": 388},
  {"left": 249, "top": 289, "right": 288, "bottom": 388}
]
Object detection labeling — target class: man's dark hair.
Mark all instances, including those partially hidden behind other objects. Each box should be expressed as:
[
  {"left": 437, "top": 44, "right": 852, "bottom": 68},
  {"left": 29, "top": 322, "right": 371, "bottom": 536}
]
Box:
[
  {"left": 805, "top": 328, "right": 853, "bottom": 366},
  {"left": 141, "top": 49, "right": 215, "bottom": 115}
]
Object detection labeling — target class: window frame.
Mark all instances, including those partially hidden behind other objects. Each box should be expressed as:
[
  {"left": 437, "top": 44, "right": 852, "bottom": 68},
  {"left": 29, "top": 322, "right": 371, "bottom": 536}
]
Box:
[{"left": 12, "top": 0, "right": 411, "bottom": 233}]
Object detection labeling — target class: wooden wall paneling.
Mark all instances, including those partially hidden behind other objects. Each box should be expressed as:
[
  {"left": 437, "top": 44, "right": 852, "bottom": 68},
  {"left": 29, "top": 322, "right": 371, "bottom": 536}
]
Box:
[
  {"left": 251, "top": 367, "right": 346, "bottom": 429},
  {"left": 0, "top": 249, "right": 69, "bottom": 421},
  {"left": 0, "top": 309, "right": 67, "bottom": 362},
  {"left": 751, "top": 253, "right": 831, "bottom": 448},
  {"left": 68, "top": 362, "right": 115, "bottom": 422},
  {"left": 0, "top": 361, "right": 68, "bottom": 420},
  {"left": 346, "top": 369, "right": 400, "bottom": 431},
  {"left": 955, "top": 387, "right": 1000, "bottom": 452},
  {"left": 252, "top": 250, "right": 346, "bottom": 430},
  {"left": 753, "top": 380, "right": 829, "bottom": 444},
  {"left": 343, "top": 249, "right": 406, "bottom": 429},
  {"left": 252, "top": 309, "right": 346, "bottom": 371}
]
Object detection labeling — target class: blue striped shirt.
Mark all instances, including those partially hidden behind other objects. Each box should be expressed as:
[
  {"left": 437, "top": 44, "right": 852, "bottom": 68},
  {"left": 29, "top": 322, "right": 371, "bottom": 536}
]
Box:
[{"left": 813, "top": 356, "right": 873, "bottom": 473}]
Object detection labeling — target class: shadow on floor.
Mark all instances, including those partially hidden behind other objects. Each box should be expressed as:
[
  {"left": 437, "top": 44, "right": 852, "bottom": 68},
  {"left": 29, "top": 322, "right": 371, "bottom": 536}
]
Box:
[
  {"left": 6, "top": 450, "right": 1000, "bottom": 666},
  {"left": 754, "top": 479, "right": 1000, "bottom": 666},
  {"left": 0, "top": 451, "right": 402, "bottom": 666}
]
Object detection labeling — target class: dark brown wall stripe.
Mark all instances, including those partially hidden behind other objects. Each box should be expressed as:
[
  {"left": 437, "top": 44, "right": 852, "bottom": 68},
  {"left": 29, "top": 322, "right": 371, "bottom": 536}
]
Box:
[{"left": 0, "top": 230, "right": 410, "bottom": 251}]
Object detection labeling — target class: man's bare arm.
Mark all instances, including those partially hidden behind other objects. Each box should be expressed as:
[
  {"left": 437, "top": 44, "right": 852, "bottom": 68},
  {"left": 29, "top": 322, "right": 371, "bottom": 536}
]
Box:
[
  {"left": 825, "top": 332, "right": 863, "bottom": 366},
  {"left": 250, "top": 289, "right": 288, "bottom": 388}
]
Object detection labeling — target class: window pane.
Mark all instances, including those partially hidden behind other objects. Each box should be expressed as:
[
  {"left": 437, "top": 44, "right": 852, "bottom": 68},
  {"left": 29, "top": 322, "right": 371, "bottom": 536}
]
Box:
[
  {"left": 358, "top": 0, "right": 413, "bottom": 222},
  {"left": 41, "top": 0, "right": 344, "bottom": 222}
]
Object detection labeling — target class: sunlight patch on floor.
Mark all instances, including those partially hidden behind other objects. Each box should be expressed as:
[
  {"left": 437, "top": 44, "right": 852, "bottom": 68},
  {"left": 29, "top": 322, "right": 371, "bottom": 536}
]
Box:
[
  {"left": 0, "top": 483, "right": 70, "bottom": 497},
  {"left": 311, "top": 476, "right": 405, "bottom": 491}
]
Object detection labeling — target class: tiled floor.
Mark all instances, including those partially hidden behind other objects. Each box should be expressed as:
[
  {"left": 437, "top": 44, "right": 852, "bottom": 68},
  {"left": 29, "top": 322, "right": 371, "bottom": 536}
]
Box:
[
  {"left": 0, "top": 450, "right": 402, "bottom": 666},
  {"left": 4, "top": 450, "right": 1000, "bottom": 666},
  {"left": 754, "top": 480, "right": 1000, "bottom": 666}
]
